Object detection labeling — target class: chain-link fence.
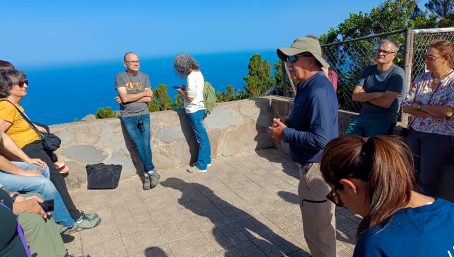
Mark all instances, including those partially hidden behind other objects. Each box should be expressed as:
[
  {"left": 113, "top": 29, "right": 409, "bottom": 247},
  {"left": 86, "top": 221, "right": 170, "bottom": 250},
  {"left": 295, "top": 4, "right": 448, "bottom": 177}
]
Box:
[
  {"left": 408, "top": 28, "right": 454, "bottom": 83},
  {"left": 319, "top": 27, "right": 454, "bottom": 115}
]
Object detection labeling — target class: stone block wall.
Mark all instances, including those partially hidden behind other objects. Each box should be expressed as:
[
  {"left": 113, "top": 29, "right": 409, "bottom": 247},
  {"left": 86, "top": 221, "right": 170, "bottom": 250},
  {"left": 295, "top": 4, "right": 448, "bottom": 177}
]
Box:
[
  {"left": 51, "top": 96, "right": 356, "bottom": 190},
  {"left": 51, "top": 98, "right": 276, "bottom": 189}
]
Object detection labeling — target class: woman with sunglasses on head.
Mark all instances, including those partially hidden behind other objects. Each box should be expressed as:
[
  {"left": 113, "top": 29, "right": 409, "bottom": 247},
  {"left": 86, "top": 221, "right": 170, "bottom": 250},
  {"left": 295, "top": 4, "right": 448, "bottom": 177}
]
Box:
[
  {"left": 320, "top": 135, "right": 454, "bottom": 256},
  {"left": 401, "top": 40, "right": 454, "bottom": 197},
  {"left": 0, "top": 70, "right": 101, "bottom": 233}
]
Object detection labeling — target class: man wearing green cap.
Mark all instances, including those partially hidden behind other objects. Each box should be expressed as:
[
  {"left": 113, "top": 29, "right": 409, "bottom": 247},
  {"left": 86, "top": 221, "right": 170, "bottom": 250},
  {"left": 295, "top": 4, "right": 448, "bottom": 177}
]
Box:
[{"left": 269, "top": 36, "right": 338, "bottom": 257}]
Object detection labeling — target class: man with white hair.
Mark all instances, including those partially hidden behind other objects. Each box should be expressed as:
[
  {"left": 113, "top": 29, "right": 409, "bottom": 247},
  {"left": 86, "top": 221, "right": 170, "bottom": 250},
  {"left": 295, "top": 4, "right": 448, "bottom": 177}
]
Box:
[
  {"left": 345, "top": 39, "right": 405, "bottom": 136},
  {"left": 115, "top": 52, "right": 159, "bottom": 190}
]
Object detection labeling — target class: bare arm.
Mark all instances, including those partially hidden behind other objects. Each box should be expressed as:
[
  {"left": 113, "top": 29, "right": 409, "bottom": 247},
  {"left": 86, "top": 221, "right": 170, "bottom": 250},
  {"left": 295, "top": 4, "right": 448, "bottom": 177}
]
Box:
[
  {"left": 352, "top": 86, "right": 384, "bottom": 102},
  {"left": 402, "top": 106, "right": 432, "bottom": 118},
  {"left": 0, "top": 120, "right": 46, "bottom": 167},
  {"left": 116, "top": 87, "right": 153, "bottom": 103},
  {"left": 137, "top": 96, "right": 152, "bottom": 103},
  {"left": 419, "top": 105, "right": 453, "bottom": 118},
  {"left": 0, "top": 155, "right": 41, "bottom": 176},
  {"left": 368, "top": 91, "right": 400, "bottom": 108},
  {"left": 176, "top": 88, "right": 194, "bottom": 102}
]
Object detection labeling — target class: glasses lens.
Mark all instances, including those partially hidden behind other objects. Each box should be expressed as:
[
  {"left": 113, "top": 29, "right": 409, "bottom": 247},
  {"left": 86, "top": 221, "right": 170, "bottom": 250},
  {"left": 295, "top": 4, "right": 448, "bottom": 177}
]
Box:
[
  {"left": 18, "top": 80, "right": 28, "bottom": 87},
  {"left": 287, "top": 55, "right": 297, "bottom": 63},
  {"left": 326, "top": 185, "right": 344, "bottom": 207}
]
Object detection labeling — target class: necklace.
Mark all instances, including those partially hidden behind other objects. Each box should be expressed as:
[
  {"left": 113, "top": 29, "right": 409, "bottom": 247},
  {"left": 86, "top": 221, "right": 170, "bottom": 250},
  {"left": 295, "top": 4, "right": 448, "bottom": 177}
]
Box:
[{"left": 431, "top": 69, "right": 453, "bottom": 89}]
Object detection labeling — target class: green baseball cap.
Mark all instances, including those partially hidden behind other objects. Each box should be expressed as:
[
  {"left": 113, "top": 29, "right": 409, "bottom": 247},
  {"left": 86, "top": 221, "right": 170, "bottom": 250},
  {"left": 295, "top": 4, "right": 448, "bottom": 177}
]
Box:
[{"left": 277, "top": 37, "right": 330, "bottom": 68}]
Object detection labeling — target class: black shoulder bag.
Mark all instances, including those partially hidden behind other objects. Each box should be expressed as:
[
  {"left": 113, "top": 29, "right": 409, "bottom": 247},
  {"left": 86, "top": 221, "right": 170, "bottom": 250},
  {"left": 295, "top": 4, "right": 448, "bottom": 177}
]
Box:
[{"left": 0, "top": 99, "right": 61, "bottom": 151}]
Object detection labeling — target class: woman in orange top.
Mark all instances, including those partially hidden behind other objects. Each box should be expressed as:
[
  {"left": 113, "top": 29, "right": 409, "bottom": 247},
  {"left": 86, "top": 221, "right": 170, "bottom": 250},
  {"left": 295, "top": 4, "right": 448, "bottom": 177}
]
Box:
[{"left": 0, "top": 70, "right": 100, "bottom": 232}]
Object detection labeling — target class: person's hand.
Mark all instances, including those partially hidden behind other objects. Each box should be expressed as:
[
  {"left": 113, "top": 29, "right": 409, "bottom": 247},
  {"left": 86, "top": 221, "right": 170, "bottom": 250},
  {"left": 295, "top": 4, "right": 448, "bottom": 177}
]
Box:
[
  {"left": 114, "top": 96, "right": 123, "bottom": 104},
  {"left": 277, "top": 117, "right": 288, "bottom": 126},
  {"left": 13, "top": 196, "right": 49, "bottom": 218},
  {"left": 36, "top": 126, "right": 47, "bottom": 133},
  {"left": 176, "top": 88, "right": 184, "bottom": 95},
  {"left": 25, "top": 158, "right": 46, "bottom": 168},
  {"left": 144, "top": 88, "right": 154, "bottom": 97},
  {"left": 268, "top": 118, "right": 287, "bottom": 141},
  {"left": 21, "top": 168, "right": 43, "bottom": 177}
]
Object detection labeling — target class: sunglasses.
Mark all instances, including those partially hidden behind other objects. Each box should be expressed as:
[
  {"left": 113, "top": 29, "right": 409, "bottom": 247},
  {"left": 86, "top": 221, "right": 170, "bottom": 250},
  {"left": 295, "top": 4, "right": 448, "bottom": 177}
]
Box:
[
  {"left": 287, "top": 53, "right": 313, "bottom": 63},
  {"left": 326, "top": 183, "right": 344, "bottom": 207},
  {"left": 18, "top": 80, "right": 29, "bottom": 88},
  {"left": 376, "top": 49, "right": 395, "bottom": 55}
]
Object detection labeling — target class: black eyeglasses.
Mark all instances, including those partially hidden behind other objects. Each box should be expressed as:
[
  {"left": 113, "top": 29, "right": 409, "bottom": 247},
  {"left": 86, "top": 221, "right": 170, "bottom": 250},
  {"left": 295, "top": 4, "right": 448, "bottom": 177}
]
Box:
[
  {"left": 287, "top": 53, "right": 313, "bottom": 63},
  {"left": 376, "top": 49, "right": 395, "bottom": 55},
  {"left": 326, "top": 183, "right": 344, "bottom": 207},
  {"left": 18, "top": 80, "right": 29, "bottom": 88}
]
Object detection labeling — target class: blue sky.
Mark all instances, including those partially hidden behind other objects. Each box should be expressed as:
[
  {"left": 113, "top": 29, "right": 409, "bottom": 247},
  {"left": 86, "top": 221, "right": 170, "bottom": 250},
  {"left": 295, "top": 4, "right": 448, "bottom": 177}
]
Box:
[{"left": 2, "top": 0, "right": 410, "bottom": 67}]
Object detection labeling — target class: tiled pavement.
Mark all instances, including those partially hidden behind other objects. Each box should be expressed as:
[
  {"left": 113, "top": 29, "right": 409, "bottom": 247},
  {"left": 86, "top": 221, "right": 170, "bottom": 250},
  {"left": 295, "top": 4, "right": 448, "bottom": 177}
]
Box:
[{"left": 66, "top": 149, "right": 361, "bottom": 257}]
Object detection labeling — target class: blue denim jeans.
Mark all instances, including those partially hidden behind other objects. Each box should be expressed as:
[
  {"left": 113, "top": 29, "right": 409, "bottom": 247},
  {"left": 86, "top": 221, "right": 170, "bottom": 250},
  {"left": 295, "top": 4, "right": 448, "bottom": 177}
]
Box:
[
  {"left": 121, "top": 114, "right": 155, "bottom": 173},
  {"left": 186, "top": 110, "right": 211, "bottom": 170},
  {"left": 0, "top": 162, "right": 75, "bottom": 227},
  {"left": 344, "top": 115, "right": 393, "bottom": 137}
]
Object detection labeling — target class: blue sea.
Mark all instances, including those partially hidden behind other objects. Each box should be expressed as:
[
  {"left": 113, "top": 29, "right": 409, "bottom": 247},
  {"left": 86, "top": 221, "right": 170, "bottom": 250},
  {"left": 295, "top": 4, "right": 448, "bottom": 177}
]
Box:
[{"left": 20, "top": 50, "right": 278, "bottom": 125}]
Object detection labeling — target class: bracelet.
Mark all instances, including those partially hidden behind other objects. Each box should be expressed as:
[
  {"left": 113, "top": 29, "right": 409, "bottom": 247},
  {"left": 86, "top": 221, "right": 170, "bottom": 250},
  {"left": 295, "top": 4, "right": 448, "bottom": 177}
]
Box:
[{"left": 11, "top": 193, "right": 19, "bottom": 203}]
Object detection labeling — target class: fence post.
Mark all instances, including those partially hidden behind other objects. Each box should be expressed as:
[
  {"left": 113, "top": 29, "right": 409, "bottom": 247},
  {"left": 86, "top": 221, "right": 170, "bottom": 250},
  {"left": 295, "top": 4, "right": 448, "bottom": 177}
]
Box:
[{"left": 402, "top": 28, "right": 414, "bottom": 127}]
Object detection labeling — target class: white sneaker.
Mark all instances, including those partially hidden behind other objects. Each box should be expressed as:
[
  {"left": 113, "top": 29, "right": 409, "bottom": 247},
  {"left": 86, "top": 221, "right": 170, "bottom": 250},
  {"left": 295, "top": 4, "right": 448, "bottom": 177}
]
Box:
[{"left": 187, "top": 166, "right": 207, "bottom": 173}]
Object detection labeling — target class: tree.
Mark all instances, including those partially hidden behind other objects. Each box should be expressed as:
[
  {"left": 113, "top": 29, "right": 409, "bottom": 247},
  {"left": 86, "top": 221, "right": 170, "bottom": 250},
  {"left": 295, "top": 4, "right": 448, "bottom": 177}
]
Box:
[
  {"left": 148, "top": 89, "right": 160, "bottom": 112},
  {"left": 173, "top": 94, "right": 184, "bottom": 109},
  {"left": 425, "top": 0, "right": 454, "bottom": 27},
  {"left": 243, "top": 54, "right": 275, "bottom": 98},
  {"left": 319, "top": 0, "right": 438, "bottom": 45},
  {"left": 95, "top": 107, "right": 119, "bottom": 119},
  {"left": 155, "top": 84, "right": 172, "bottom": 111}
]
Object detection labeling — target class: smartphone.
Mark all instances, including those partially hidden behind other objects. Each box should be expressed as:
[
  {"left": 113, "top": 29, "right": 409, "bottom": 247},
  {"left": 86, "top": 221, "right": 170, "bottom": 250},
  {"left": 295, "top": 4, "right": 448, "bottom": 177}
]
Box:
[
  {"left": 41, "top": 199, "right": 54, "bottom": 212},
  {"left": 172, "top": 86, "right": 180, "bottom": 89}
]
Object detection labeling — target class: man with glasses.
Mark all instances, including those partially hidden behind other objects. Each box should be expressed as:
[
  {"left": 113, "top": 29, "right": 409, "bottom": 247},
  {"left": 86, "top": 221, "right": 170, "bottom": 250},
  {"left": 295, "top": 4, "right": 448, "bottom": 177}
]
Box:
[
  {"left": 344, "top": 39, "right": 405, "bottom": 136},
  {"left": 115, "top": 52, "right": 159, "bottom": 190},
  {"left": 269, "top": 37, "right": 339, "bottom": 257}
]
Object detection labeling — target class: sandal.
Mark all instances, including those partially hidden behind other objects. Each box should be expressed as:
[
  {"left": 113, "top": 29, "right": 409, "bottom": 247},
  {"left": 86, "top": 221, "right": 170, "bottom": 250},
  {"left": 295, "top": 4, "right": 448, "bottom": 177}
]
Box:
[{"left": 55, "top": 161, "right": 70, "bottom": 174}]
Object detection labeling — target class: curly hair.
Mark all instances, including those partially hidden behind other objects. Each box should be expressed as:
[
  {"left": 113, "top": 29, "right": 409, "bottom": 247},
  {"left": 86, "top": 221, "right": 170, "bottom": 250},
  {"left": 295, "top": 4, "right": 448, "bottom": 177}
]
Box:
[
  {"left": 0, "top": 70, "right": 26, "bottom": 98},
  {"left": 173, "top": 53, "right": 200, "bottom": 78}
]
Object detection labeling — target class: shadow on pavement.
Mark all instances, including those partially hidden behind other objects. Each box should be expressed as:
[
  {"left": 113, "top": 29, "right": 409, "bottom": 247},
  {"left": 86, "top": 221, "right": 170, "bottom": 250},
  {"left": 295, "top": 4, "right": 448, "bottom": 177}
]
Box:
[{"left": 161, "top": 177, "right": 309, "bottom": 257}]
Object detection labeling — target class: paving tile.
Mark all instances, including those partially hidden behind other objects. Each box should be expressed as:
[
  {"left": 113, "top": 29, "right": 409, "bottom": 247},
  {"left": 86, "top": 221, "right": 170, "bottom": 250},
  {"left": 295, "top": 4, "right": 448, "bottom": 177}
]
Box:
[{"left": 68, "top": 150, "right": 358, "bottom": 257}]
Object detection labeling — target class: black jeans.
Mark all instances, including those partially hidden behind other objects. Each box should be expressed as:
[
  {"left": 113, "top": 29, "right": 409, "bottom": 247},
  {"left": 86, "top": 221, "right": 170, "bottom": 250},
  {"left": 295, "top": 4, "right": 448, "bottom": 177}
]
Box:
[{"left": 22, "top": 140, "right": 81, "bottom": 220}]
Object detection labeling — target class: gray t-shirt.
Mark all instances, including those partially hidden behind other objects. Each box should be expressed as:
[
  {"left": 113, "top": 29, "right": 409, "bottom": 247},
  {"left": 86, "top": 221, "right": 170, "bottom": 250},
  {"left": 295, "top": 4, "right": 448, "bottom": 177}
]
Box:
[
  {"left": 359, "top": 64, "right": 405, "bottom": 122},
  {"left": 115, "top": 71, "right": 151, "bottom": 117}
]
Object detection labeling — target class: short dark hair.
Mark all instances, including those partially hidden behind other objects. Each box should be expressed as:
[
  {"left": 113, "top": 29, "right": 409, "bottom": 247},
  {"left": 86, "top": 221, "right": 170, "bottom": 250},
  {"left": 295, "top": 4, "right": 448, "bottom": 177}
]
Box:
[{"left": 0, "top": 60, "right": 15, "bottom": 72}]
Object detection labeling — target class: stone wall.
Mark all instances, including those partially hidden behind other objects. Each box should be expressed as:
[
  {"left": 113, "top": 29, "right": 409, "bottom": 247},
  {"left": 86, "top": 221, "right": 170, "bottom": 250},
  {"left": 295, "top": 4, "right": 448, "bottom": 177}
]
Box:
[
  {"left": 52, "top": 98, "right": 276, "bottom": 189},
  {"left": 51, "top": 96, "right": 356, "bottom": 190}
]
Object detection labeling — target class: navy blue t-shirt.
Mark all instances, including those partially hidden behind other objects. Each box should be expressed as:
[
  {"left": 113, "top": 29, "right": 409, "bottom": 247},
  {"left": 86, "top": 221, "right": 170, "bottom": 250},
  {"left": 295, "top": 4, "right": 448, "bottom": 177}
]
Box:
[
  {"left": 359, "top": 64, "right": 405, "bottom": 122},
  {"left": 354, "top": 198, "right": 454, "bottom": 257},
  {"left": 283, "top": 72, "right": 339, "bottom": 164}
]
